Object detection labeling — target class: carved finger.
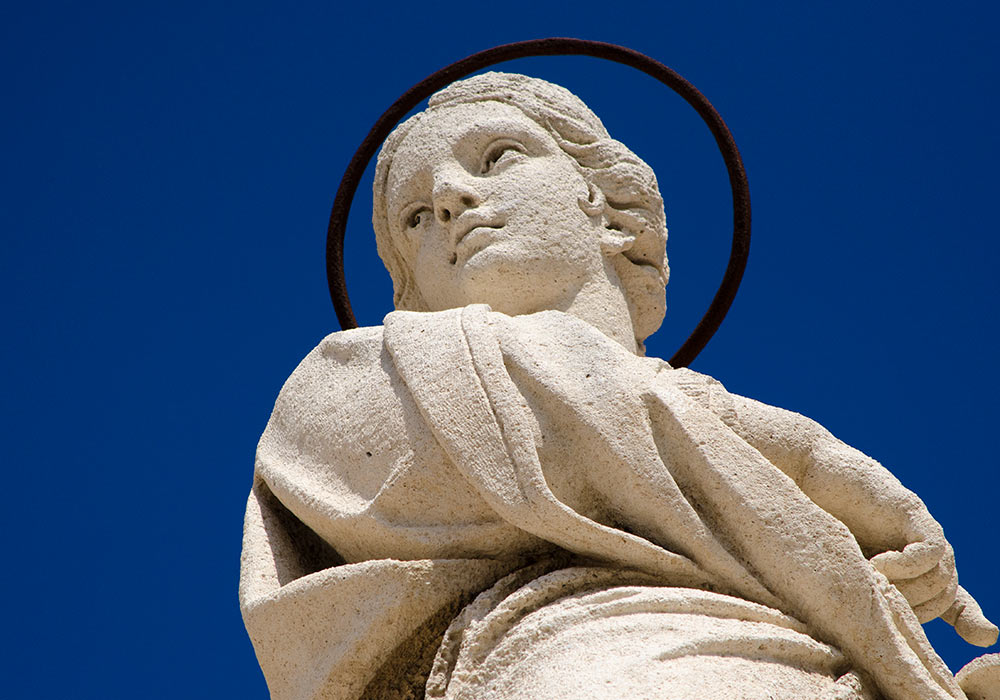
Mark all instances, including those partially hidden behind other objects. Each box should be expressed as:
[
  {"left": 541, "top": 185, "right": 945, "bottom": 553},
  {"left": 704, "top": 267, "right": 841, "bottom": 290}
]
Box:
[
  {"left": 942, "top": 586, "right": 1000, "bottom": 648},
  {"left": 912, "top": 573, "right": 960, "bottom": 623},
  {"left": 892, "top": 560, "right": 956, "bottom": 608},
  {"left": 870, "top": 541, "right": 944, "bottom": 580}
]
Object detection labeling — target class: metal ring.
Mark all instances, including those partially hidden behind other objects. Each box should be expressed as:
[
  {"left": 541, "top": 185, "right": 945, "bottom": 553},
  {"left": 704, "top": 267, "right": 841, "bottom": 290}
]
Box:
[{"left": 326, "top": 37, "right": 750, "bottom": 368}]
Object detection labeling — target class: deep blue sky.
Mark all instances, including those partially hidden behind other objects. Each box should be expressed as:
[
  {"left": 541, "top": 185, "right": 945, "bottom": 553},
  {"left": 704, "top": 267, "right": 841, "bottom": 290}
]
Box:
[{"left": 2, "top": 2, "right": 997, "bottom": 697}]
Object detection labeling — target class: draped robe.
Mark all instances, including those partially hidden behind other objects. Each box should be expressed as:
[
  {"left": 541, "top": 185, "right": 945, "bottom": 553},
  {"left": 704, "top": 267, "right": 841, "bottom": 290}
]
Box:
[{"left": 240, "top": 305, "right": 962, "bottom": 700}]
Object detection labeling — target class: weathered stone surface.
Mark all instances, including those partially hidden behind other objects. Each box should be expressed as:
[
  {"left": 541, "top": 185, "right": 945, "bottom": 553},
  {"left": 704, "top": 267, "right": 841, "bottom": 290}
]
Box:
[
  {"left": 241, "top": 72, "right": 996, "bottom": 699},
  {"left": 959, "top": 654, "right": 1000, "bottom": 700}
]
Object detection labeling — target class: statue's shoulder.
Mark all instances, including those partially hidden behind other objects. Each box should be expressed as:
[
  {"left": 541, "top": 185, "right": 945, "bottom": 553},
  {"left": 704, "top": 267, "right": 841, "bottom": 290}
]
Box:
[
  {"left": 312, "top": 324, "right": 385, "bottom": 367},
  {"left": 280, "top": 324, "right": 386, "bottom": 397},
  {"left": 267, "top": 324, "right": 394, "bottom": 437}
]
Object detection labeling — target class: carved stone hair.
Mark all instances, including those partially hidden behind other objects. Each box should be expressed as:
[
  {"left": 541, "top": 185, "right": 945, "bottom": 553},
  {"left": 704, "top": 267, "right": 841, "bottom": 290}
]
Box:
[{"left": 372, "top": 72, "right": 669, "bottom": 345}]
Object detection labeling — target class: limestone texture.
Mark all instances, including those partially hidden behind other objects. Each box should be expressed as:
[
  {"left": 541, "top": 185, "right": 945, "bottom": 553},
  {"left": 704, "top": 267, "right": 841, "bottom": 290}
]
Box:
[
  {"left": 959, "top": 654, "right": 1000, "bottom": 700},
  {"left": 241, "top": 72, "right": 997, "bottom": 699}
]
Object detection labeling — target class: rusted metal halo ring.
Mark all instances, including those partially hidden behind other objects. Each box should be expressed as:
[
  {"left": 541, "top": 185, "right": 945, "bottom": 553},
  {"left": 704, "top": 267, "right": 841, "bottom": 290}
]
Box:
[{"left": 326, "top": 37, "right": 750, "bottom": 368}]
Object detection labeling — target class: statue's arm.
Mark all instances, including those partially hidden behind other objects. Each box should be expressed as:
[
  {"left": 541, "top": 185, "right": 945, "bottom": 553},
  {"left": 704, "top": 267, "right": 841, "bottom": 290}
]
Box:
[
  {"left": 724, "top": 395, "right": 920, "bottom": 557},
  {"left": 727, "top": 393, "right": 996, "bottom": 645}
]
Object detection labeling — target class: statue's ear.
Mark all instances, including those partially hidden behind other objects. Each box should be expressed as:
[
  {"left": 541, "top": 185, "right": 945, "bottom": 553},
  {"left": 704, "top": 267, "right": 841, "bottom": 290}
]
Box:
[
  {"left": 579, "top": 180, "right": 635, "bottom": 256},
  {"left": 578, "top": 179, "right": 606, "bottom": 217},
  {"left": 599, "top": 226, "right": 635, "bottom": 256}
]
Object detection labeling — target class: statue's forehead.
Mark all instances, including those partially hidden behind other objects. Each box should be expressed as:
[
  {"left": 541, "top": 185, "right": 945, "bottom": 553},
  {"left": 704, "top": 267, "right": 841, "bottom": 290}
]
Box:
[{"left": 386, "top": 101, "right": 548, "bottom": 191}]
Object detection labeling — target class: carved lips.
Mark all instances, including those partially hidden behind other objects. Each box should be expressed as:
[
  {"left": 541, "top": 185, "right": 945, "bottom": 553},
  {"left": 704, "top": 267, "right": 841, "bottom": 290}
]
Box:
[{"left": 453, "top": 214, "right": 505, "bottom": 259}]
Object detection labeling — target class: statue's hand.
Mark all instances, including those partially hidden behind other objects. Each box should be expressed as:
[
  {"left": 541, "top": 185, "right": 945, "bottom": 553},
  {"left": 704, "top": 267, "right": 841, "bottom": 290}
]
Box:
[
  {"left": 869, "top": 510, "right": 956, "bottom": 623},
  {"left": 943, "top": 587, "right": 1000, "bottom": 647},
  {"left": 869, "top": 503, "right": 998, "bottom": 647}
]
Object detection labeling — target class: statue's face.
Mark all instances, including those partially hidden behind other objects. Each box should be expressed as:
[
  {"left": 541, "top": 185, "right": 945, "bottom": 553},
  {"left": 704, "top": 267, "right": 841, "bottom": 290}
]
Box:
[{"left": 386, "top": 101, "right": 613, "bottom": 315}]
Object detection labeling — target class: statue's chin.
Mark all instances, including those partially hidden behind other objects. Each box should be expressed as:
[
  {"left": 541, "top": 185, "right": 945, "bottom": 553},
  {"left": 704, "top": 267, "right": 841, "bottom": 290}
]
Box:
[{"left": 448, "top": 250, "right": 589, "bottom": 317}]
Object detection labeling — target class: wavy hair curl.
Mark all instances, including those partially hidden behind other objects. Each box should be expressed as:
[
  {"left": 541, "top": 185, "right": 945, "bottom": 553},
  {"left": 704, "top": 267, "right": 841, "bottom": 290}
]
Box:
[{"left": 372, "top": 72, "right": 669, "bottom": 345}]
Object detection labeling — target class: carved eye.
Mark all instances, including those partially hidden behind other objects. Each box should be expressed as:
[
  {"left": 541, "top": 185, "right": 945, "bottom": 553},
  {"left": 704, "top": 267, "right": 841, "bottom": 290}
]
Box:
[
  {"left": 405, "top": 206, "right": 432, "bottom": 229},
  {"left": 480, "top": 140, "right": 525, "bottom": 174}
]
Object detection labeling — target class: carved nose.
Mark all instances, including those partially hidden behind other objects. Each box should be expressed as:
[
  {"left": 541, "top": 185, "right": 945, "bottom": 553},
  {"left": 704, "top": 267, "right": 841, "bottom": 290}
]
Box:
[
  {"left": 436, "top": 195, "right": 476, "bottom": 224},
  {"left": 433, "top": 175, "right": 480, "bottom": 224}
]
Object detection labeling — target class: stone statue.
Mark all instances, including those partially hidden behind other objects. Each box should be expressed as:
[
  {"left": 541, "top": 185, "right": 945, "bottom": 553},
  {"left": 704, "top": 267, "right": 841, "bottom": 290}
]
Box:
[{"left": 240, "top": 72, "right": 998, "bottom": 699}]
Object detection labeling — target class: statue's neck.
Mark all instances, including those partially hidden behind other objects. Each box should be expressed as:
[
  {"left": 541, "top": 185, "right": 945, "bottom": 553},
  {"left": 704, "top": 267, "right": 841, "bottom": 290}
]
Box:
[{"left": 552, "top": 262, "right": 639, "bottom": 355}]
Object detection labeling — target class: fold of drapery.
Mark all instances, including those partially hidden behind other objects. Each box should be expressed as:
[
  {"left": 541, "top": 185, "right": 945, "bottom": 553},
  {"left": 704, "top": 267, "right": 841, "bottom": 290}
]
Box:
[
  {"left": 240, "top": 476, "right": 516, "bottom": 700},
  {"left": 426, "top": 564, "right": 875, "bottom": 700},
  {"left": 386, "top": 304, "right": 960, "bottom": 700},
  {"left": 242, "top": 305, "right": 963, "bottom": 700}
]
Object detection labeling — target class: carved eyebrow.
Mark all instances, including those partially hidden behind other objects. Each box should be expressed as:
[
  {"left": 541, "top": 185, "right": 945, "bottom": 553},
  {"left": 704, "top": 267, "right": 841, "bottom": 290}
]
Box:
[
  {"left": 387, "top": 167, "right": 432, "bottom": 227},
  {"left": 452, "top": 120, "right": 549, "bottom": 163},
  {"left": 479, "top": 138, "right": 528, "bottom": 174}
]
